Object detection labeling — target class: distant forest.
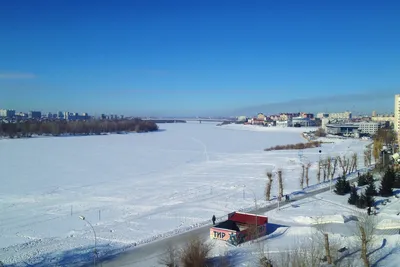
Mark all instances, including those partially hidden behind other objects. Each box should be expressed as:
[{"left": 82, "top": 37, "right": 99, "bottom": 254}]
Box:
[{"left": 0, "top": 119, "right": 159, "bottom": 138}]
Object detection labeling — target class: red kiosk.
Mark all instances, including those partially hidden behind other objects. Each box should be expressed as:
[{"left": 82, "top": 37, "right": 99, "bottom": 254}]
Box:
[{"left": 210, "top": 211, "right": 268, "bottom": 246}]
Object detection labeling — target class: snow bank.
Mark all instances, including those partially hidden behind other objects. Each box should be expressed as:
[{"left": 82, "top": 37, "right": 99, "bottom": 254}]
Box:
[
  {"left": 293, "top": 214, "right": 346, "bottom": 225},
  {"left": 376, "top": 219, "right": 400, "bottom": 230}
]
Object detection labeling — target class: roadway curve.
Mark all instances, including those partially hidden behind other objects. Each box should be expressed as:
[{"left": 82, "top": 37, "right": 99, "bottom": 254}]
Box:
[{"left": 98, "top": 168, "right": 371, "bottom": 267}]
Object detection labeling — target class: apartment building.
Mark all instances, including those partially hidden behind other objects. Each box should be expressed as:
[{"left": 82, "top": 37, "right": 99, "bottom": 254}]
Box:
[
  {"left": 357, "top": 122, "right": 379, "bottom": 135},
  {"left": 371, "top": 114, "right": 395, "bottom": 128},
  {"left": 329, "top": 111, "right": 352, "bottom": 120},
  {"left": 394, "top": 94, "right": 400, "bottom": 144},
  {"left": 0, "top": 109, "right": 16, "bottom": 118},
  {"left": 316, "top": 113, "right": 329, "bottom": 119},
  {"left": 29, "top": 111, "right": 42, "bottom": 119}
]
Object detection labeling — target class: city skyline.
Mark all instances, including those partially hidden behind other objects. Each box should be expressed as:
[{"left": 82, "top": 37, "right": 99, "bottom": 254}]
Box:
[{"left": 1, "top": 0, "right": 400, "bottom": 116}]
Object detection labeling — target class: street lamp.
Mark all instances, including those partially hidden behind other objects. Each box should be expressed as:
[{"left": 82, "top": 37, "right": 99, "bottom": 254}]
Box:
[{"left": 79, "top": 215, "right": 97, "bottom": 267}]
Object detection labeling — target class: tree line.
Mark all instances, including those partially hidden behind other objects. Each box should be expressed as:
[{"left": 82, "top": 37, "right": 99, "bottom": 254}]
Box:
[
  {"left": 264, "top": 141, "right": 322, "bottom": 151},
  {"left": 0, "top": 119, "right": 159, "bottom": 138}
]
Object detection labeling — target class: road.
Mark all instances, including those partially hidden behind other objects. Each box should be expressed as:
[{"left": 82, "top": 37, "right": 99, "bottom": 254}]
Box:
[{"left": 99, "top": 168, "right": 370, "bottom": 267}]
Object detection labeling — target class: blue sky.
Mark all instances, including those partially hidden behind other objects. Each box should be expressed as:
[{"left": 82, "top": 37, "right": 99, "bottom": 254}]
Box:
[{"left": 1, "top": 0, "right": 400, "bottom": 116}]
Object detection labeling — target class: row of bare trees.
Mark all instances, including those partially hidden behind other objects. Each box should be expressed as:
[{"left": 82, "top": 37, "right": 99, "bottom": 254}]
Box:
[
  {"left": 298, "top": 152, "right": 363, "bottom": 189},
  {"left": 265, "top": 170, "right": 284, "bottom": 201}
]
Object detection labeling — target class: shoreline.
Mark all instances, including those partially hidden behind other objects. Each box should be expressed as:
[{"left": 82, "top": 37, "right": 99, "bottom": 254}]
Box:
[{"left": 0, "top": 129, "right": 162, "bottom": 141}]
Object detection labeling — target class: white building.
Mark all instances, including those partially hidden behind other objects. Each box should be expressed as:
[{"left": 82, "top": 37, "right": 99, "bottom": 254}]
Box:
[
  {"left": 276, "top": 120, "right": 291, "bottom": 127},
  {"left": 316, "top": 113, "right": 329, "bottom": 119},
  {"left": 395, "top": 95, "right": 400, "bottom": 143},
  {"left": 321, "top": 118, "right": 330, "bottom": 130},
  {"left": 328, "top": 111, "right": 352, "bottom": 120},
  {"left": 292, "top": 117, "right": 314, "bottom": 127},
  {"left": 64, "top": 112, "right": 70, "bottom": 120},
  {"left": 0, "top": 109, "right": 16, "bottom": 118},
  {"left": 357, "top": 122, "right": 379, "bottom": 135}
]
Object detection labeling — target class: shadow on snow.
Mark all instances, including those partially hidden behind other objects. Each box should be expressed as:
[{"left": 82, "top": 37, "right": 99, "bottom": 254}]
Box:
[{"left": 4, "top": 243, "right": 128, "bottom": 267}]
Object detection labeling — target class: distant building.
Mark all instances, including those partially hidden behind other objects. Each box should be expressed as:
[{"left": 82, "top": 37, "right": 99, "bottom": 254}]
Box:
[
  {"left": 29, "top": 111, "right": 42, "bottom": 119},
  {"left": 0, "top": 109, "right": 16, "bottom": 118},
  {"left": 395, "top": 94, "right": 400, "bottom": 146},
  {"left": 321, "top": 118, "right": 330, "bottom": 130},
  {"left": 64, "top": 112, "right": 70, "bottom": 120},
  {"left": 279, "top": 113, "right": 299, "bottom": 121},
  {"left": 16, "top": 112, "right": 28, "bottom": 120},
  {"left": 316, "top": 113, "right": 329, "bottom": 119},
  {"left": 276, "top": 120, "right": 292, "bottom": 127},
  {"left": 357, "top": 122, "right": 379, "bottom": 135},
  {"left": 300, "top": 112, "right": 314, "bottom": 119},
  {"left": 257, "top": 113, "right": 266, "bottom": 120},
  {"left": 237, "top": 116, "right": 247, "bottom": 122},
  {"left": 328, "top": 111, "right": 352, "bottom": 120},
  {"left": 372, "top": 110, "right": 377, "bottom": 117},
  {"left": 371, "top": 114, "right": 394, "bottom": 128},
  {"left": 58, "top": 111, "right": 64, "bottom": 119},
  {"left": 292, "top": 117, "right": 314, "bottom": 127},
  {"left": 326, "top": 124, "right": 359, "bottom": 136}
]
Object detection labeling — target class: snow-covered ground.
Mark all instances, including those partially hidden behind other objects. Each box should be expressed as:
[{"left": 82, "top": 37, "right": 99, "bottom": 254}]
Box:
[
  {"left": 206, "top": 174, "right": 400, "bottom": 267},
  {"left": 0, "top": 123, "right": 370, "bottom": 266}
]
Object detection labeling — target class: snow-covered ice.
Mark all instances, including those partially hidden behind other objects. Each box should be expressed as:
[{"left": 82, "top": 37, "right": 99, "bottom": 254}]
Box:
[{"left": 0, "top": 122, "right": 370, "bottom": 265}]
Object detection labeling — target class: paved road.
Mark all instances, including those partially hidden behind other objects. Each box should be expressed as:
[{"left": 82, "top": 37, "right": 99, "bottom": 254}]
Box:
[{"left": 99, "top": 169, "right": 370, "bottom": 267}]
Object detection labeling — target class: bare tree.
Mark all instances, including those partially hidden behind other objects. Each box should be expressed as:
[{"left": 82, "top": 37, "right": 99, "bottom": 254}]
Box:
[
  {"left": 323, "top": 233, "right": 332, "bottom": 264},
  {"left": 159, "top": 243, "right": 180, "bottom": 267},
  {"left": 277, "top": 169, "right": 283, "bottom": 197},
  {"left": 331, "top": 157, "right": 338, "bottom": 180},
  {"left": 365, "top": 148, "right": 372, "bottom": 166},
  {"left": 275, "top": 237, "right": 325, "bottom": 267},
  {"left": 265, "top": 171, "right": 273, "bottom": 201},
  {"left": 305, "top": 163, "right": 311, "bottom": 188},
  {"left": 346, "top": 157, "right": 352, "bottom": 175},
  {"left": 317, "top": 159, "right": 322, "bottom": 183},
  {"left": 351, "top": 152, "right": 358, "bottom": 173},
  {"left": 180, "top": 236, "right": 213, "bottom": 267},
  {"left": 363, "top": 150, "right": 368, "bottom": 167},
  {"left": 326, "top": 157, "right": 332, "bottom": 180},
  {"left": 322, "top": 160, "right": 328, "bottom": 182},
  {"left": 354, "top": 212, "right": 378, "bottom": 267},
  {"left": 312, "top": 217, "right": 342, "bottom": 266},
  {"left": 338, "top": 155, "right": 349, "bottom": 177},
  {"left": 300, "top": 164, "right": 305, "bottom": 189}
]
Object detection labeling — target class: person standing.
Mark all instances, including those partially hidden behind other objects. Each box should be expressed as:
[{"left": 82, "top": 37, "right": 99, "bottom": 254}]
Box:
[{"left": 212, "top": 215, "right": 216, "bottom": 225}]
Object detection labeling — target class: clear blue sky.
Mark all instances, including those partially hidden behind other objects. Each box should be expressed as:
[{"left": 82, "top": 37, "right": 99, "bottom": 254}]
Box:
[{"left": 1, "top": 0, "right": 399, "bottom": 116}]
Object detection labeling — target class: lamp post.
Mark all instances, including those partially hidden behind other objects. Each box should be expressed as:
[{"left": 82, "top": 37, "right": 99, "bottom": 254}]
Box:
[
  {"left": 243, "top": 186, "right": 258, "bottom": 240},
  {"left": 79, "top": 215, "right": 97, "bottom": 267}
]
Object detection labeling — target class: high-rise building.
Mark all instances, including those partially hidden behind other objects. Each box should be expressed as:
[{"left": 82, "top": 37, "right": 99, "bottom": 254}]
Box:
[
  {"left": 372, "top": 110, "right": 377, "bottom": 117},
  {"left": 29, "top": 111, "right": 41, "bottom": 119},
  {"left": 394, "top": 95, "right": 400, "bottom": 140},
  {"left": 64, "top": 112, "right": 70, "bottom": 120},
  {"left": 0, "top": 109, "right": 16, "bottom": 118}
]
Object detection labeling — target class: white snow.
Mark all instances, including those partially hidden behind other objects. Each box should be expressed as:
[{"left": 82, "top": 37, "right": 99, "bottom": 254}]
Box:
[{"left": 0, "top": 123, "right": 371, "bottom": 265}]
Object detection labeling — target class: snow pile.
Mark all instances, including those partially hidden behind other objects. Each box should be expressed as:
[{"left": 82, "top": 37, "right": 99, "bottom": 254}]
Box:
[
  {"left": 293, "top": 214, "right": 346, "bottom": 225},
  {"left": 376, "top": 219, "right": 400, "bottom": 230}
]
